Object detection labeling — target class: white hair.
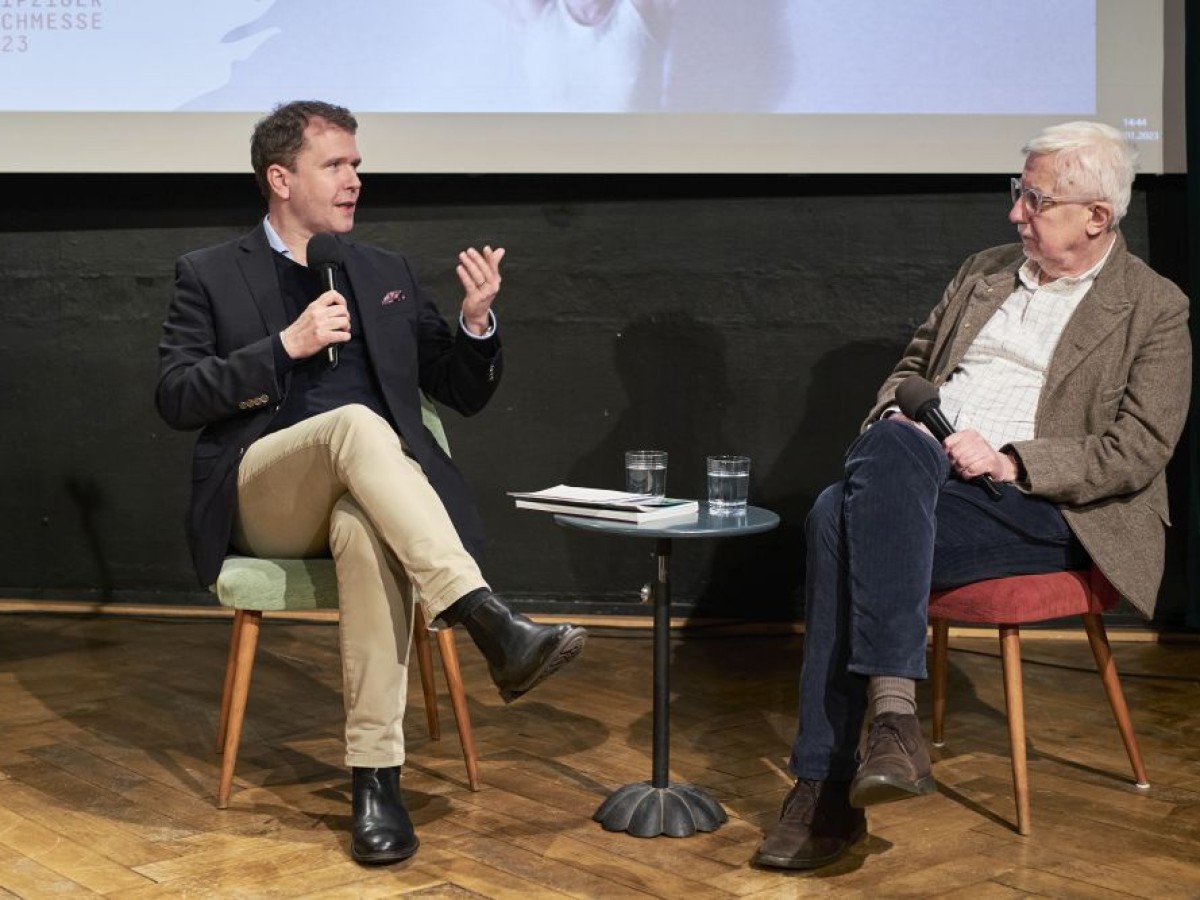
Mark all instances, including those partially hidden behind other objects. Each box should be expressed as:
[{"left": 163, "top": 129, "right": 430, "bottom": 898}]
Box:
[{"left": 1022, "top": 121, "right": 1138, "bottom": 228}]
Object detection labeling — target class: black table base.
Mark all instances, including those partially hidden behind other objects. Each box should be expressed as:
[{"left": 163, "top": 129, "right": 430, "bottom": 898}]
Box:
[
  {"left": 554, "top": 508, "right": 780, "bottom": 839},
  {"left": 599, "top": 537, "right": 722, "bottom": 838},
  {"left": 593, "top": 781, "right": 728, "bottom": 838}
]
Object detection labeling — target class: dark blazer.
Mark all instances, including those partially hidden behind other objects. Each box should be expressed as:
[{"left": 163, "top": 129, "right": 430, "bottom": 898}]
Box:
[
  {"left": 156, "top": 225, "right": 502, "bottom": 588},
  {"left": 866, "top": 235, "right": 1191, "bottom": 618}
]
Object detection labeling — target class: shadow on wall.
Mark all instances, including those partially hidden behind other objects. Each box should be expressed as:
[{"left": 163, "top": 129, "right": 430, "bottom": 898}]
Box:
[
  {"left": 561, "top": 310, "right": 733, "bottom": 599},
  {"left": 692, "top": 340, "right": 902, "bottom": 621},
  {"left": 65, "top": 474, "right": 116, "bottom": 602}
]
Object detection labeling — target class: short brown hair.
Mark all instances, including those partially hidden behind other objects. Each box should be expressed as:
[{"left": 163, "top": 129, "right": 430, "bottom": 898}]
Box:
[{"left": 250, "top": 100, "right": 358, "bottom": 199}]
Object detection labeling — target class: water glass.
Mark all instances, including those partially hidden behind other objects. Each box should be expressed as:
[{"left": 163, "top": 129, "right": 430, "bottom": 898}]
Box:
[
  {"left": 707, "top": 455, "right": 750, "bottom": 514},
  {"left": 625, "top": 450, "right": 668, "bottom": 497}
]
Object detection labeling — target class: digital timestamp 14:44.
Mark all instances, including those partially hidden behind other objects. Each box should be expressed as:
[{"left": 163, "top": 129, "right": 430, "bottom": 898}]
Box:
[{"left": 1122, "top": 117, "right": 1161, "bottom": 142}]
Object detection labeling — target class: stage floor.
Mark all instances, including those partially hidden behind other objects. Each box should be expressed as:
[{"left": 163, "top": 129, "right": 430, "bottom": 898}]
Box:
[{"left": 1, "top": 611, "right": 1198, "bottom": 897}]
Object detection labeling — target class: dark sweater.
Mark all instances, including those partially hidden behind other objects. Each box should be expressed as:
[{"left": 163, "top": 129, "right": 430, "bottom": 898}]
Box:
[{"left": 266, "top": 251, "right": 391, "bottom": 435}]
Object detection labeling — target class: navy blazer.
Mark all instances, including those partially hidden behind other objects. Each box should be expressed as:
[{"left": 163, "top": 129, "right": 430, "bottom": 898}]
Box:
[{"left": 156, "top": 225, "right": 502, "bottom": 587}]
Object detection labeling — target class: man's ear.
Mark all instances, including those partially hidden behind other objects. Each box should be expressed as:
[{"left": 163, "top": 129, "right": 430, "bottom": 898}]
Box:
[
  {"left": 266, "top": 164, "right": 291, "bottom": 201},
  {"left": 1087, "top": 201, "right": 1115, "bottom": 235}
]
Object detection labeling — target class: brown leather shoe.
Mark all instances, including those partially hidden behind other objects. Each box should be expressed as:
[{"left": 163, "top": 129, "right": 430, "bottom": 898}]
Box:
[
  {"left": 752, "top": 779, "right": 866, "bottom": 870},
  {"left": 849, "top": 712, "right": 937, "bottom": 807}
]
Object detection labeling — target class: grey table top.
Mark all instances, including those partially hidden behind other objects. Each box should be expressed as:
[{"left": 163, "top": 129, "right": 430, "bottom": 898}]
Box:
[{"left": 553, "top": 504, "right": 779, "bottom": 540}]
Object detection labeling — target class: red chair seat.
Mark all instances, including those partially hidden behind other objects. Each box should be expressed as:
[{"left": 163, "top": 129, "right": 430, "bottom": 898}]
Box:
[{"left": 929, "top": 568, "right": 1119, "bottom": 624}]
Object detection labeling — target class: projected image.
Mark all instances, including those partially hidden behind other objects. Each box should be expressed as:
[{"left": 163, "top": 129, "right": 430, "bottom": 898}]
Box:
[
  {"left": 184, "top": 0, "right": 803, "bottom": 114},
  {"left": 1, "top": 0, "right": 1095, "bottom": 116},
  {"left": 494, "top": 0, "right": 681, "bottom": 113}
]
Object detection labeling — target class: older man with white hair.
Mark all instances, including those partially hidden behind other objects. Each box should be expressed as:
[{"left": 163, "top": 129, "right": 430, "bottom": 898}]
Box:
[{"left": 755, "top": 121, "right": 1191, "bottom": 870}]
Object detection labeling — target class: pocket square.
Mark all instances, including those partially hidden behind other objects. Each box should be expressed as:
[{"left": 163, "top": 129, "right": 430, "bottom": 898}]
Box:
[{"left": 381, "top": 289, "right": 406, "bottom": 305}]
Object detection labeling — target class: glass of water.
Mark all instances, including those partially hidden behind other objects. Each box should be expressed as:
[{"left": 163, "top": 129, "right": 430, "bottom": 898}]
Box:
[
  {"left": 707, "top": 455, "right": 750, "bottom": 514},
  {"left": 625, "top": 450, "right": 668, "bottom": 497}
]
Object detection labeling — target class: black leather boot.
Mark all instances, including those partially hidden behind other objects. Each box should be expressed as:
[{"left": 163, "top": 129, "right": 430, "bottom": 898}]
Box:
[
  {"left": 350, "top": 766, "right": 419, "bottom": 864},
  {"left": 460, "top": 592, "right": 587, "bottom": 703}
]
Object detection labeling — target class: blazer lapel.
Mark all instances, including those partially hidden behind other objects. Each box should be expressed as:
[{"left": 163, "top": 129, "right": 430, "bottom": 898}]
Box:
[
  {"left": 1042, "top": 247, "right": 1133, "bottom": 398},
  {"left": 342, "top": 239, "right": 416, "bottom": 363},
  {"left": 931, "top": 269, "right": 1016, "bottom": 384},
  {"left": 235, "top": 226, "right": 289, "bottom": 335},
  {"left": 342, "top": 240, "right": 391, "bottom": 328}
]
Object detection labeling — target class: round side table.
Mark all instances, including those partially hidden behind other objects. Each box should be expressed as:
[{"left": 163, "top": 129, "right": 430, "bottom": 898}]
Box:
[{"left": 555, "top": 505, "right": 780, "bottom": 838}]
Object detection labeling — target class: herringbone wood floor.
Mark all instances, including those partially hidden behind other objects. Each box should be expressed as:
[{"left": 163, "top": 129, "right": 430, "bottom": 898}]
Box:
[{"left": 1, "top": 609, "right": 1199, "bottom": 898}]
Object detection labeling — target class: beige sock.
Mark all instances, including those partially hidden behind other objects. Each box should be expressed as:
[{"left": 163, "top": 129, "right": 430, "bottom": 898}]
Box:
[{"left": 869, "top": 675, "right": 917, "bottom": 717}]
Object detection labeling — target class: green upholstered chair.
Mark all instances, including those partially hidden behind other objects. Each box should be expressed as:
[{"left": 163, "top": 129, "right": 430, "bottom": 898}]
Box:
[{"left": 211, "top": 397, "right": 480, "bottom": 808}]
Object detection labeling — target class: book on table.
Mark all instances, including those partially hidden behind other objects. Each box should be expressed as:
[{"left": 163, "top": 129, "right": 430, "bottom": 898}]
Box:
[{"left": 508, "top": 484, "right": 699, "bottom": 524}]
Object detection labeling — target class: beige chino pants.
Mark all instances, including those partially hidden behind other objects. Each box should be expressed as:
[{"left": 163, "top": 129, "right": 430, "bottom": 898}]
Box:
[{"left": 231, "top": 404, "right": 488, "bottom": 767}]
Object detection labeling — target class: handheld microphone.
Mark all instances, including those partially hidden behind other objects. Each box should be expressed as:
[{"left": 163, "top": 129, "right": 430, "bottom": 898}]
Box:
[
  {"left": 895, "top": 375, "right": 1003, "bottom": 501},
  {"left": 306, "top": 232, "right": 345, "bottom": 368}
]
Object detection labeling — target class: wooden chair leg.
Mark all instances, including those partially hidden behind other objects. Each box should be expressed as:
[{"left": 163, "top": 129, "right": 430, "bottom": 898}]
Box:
[
  {"left": 215, "top": 607, "right": 243, "bottom": 754},
  {"left": 435, "top": 627, "right": 481, "bottom": 791},
  {"left": 217, "top": 609, "right": 262, "bottom": 809},
  {"left": 412, "top": 607, "right": 441, "bottom": 741},
  {"left": 930, "top": 617, "right": 950, "bottom": 746},
  {"left": 1081, "top": 612, "right": 1149, "bottom": 789},
  {"left": 998, "top": 624, "right": 1031, "bottom": 836}
]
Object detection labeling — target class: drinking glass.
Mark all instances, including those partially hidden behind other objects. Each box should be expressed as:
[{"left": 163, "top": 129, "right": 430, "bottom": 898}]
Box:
[
  {"left": 625, "top": 450, "right": 668, "bottom": 497},
  {"left": 706, "top": 455, "right": 750, "bottom": 514}
]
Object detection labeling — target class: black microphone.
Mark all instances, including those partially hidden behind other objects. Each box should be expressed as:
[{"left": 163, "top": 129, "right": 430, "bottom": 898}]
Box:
[
  {"left": 895, "top": 375, "right": 1003, "bottom": 501},
  {"left": 306, "top": 232, "right": 344, "bottom": 368}
]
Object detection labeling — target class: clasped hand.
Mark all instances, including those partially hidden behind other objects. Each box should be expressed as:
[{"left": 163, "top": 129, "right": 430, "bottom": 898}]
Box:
[
  {"left": 894, "top": 416, "right": 1019, "bottom": 483},
  {"left": 943, "top": 429, "right": 1018, "bottom": 483},
  {"left": 280, "top": 291, "right": 350, "bottom": 360}
]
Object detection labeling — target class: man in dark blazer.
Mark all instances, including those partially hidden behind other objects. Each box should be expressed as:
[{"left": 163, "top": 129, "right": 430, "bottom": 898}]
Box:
[
  {"left": 754, "top": 121, "right": 1191, "bottom": 871},
  {"left": 156, "top": 100, "right": 587, "bottom": 865}
]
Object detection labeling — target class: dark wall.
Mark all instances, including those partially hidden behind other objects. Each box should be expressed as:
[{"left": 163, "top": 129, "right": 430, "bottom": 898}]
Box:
[{"left": 0, "top": 172, "right": 1191, "bottom": 626}]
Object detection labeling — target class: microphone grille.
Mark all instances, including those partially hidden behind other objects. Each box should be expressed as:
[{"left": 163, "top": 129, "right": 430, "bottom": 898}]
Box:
[
  {"left": 306, "top": 232, "right": 344, "bottom": 269},
  {"left": 895, "top": 376, "right": 939, "bottom": 419}
]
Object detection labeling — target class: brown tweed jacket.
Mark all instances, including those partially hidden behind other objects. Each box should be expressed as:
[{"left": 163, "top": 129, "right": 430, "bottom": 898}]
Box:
[{"left": 866, "top": 234, "right": 1191, "bottom": 618}]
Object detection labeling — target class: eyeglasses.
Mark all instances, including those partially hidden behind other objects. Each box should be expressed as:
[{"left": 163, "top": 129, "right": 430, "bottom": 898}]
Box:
[{"left": 1009, "top": 177, "right": 1100, "bottom": 215}]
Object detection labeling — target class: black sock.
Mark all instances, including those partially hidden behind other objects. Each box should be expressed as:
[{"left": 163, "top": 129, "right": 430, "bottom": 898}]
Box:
[{"left": 440, "top": 587, "right": 491, "bottom": 626}]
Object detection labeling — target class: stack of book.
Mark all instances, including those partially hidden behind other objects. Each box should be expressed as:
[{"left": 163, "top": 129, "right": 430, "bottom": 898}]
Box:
[{"left": 508, "top": 485, "right": 699, "bottom": 524}]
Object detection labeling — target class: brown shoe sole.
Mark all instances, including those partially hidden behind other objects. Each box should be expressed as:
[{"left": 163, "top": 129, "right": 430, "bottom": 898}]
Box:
[
  {"left": 848, "top": 773, "right": 937, "bottom": 808},
  {"left": 751, "top": 820, "right": 867, "bottom": 870}
]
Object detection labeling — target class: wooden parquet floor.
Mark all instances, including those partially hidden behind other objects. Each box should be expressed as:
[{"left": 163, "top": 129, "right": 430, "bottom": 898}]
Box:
[{"left": 0, "top": 611, "right": 1199, "bottom": 898}]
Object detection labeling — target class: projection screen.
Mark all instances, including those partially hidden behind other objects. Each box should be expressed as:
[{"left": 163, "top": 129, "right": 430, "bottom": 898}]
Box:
[{"left": 0, "top": 0, "right": 1180, "bottom": 174}]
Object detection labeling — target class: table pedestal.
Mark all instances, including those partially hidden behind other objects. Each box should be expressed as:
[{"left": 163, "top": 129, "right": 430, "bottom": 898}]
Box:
[
  {"left": 592, "top": 538, "right": 729, "bottom": 837},
  {"left": 593, "top": 781, "right": 726, "bottom": 838}
]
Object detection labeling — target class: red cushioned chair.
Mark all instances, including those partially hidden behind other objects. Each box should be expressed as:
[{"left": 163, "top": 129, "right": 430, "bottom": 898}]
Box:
[{"left": 927, "top": 566, "right": 1148, "bottom": 836}]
